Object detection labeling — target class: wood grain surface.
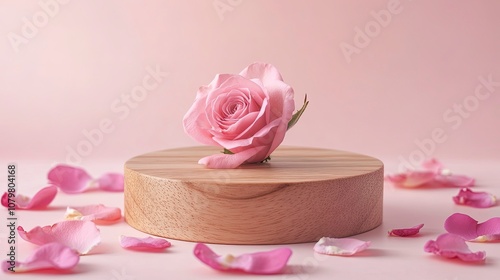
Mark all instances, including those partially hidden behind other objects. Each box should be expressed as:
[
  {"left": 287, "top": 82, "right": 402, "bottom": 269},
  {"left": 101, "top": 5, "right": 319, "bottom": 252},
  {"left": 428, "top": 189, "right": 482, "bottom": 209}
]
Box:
[{"left": 124, "top": 146, "right": 384, "bottom": 244}]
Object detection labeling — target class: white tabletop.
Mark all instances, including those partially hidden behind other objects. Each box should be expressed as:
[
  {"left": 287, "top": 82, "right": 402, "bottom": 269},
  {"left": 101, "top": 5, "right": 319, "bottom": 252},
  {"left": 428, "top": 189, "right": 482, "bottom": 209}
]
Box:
[{"left": 1, "top": 158, "right": 498, "bottom": 280}]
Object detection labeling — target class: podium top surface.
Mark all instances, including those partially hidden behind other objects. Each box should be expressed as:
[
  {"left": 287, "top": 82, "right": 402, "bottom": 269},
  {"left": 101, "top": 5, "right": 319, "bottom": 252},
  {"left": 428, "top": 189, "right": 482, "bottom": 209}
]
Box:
[{"left": 125, "top": 146, "right": 383, "bottom": 184}]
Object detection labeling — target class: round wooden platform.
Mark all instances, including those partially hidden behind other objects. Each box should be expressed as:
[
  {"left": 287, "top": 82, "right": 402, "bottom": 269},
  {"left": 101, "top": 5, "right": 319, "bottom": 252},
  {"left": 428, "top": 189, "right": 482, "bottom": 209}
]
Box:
[{"left": 124, "top": 146, "right": 384, "bottom": 245}]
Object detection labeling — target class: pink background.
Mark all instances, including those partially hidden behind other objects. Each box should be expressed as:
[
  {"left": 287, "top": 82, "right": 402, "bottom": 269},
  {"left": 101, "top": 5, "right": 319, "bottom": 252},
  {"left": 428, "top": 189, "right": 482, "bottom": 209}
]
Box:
[{"left": 1, "top": 0, "right": 499, "bottom": 170}]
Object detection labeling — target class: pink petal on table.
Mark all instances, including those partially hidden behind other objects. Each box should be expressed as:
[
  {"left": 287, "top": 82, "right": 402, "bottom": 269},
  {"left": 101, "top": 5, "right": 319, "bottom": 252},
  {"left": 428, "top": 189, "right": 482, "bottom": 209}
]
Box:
[
  {"left": 435, "top": 174, "right": 475, "bottom": 188},
  {"left": 48, "top": 165, "right": 92, "bottom": 194},
  {"left": 18, "top": 220, "right": 100, "bottom": 254},
  {"left": 313, "top": 237, "right": 370, "bottom": 256},
  {"left": 424, "top": 233, "right": 485, "bottom": 262},
  {"left": 444, "top": 213, "right": 480, "bottom": 240},
  {"left": 0, "top": 193, "right": 9, "bottom": 208},
  {"left": 444, "top": 213, "right": 500, "bottom": 242},
  {"left": 403, "top": 171, "right": 436, "bottom": 187},
  {"left": 389, "top": 224, "right": 424, "bottom": 237},
  {"left": 120, "top": 236, "right": 171, "bottom": 250},
  {"left": 386, "top": 159, "right": 474, "bottom": 188},
  {"left": 476, "top": 217, "right": 500, "bottom": 242},
  {"left": 193, "top": 243, "right": 292, "bottom": 274},
  {"left": 65, "top": 204, "right": 121, "bottom": 223},
  {"left": 95, "top": 173, "right": 124, "bottom": 192},
  {"left": 420, "top": 158, "right": 444, "bottom": 173},
  {"left": 453, "top": 188, "right": 497, "bottom": 208},
  {"left": 385, "top": 171, "right": 435, "bottom": 188},
  {"left": 2, "top": 243, "right": 79, "bottom": 273},
  {"left": 1, "top": 186, "right": 57, "bottom": 210}
]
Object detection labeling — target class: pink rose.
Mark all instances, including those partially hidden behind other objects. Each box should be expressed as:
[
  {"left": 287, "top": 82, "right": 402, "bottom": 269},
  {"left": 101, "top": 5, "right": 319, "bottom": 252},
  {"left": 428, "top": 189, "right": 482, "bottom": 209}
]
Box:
[{"left": 183, "top": 62, "right": 295, "bottom": 168}]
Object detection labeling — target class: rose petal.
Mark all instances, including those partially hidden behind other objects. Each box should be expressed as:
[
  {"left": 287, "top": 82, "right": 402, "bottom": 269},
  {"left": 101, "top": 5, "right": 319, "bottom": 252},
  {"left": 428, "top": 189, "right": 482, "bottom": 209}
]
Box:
[
  {"left": 444, "top": 213, "right": 500, "bottom": 242},
  {"left": 404, "top": 171, "right": 437, "bottom": 187},
  {"left": 313, "top": 237, "right": 370, "bottom": 256},
  {"left": 198, "top": 146, "right": 267, "bottom": 169},
  {"left": 223, "top": 96, "right": 268, "bottom": 140},
  {"left": 239, "top": 62, "right": 285, "bottom": 84},
  {"left": 477, "top": 218, "right": 500, "bottom": 242},
  {"left": 452, "top": 188, "right": 496, "bottom": 208},
  {"left": 18, "top": 220, "right": 100, "bottom": 254},
  {"left": 435, "top": 174, "right": 475, "bottom": 188},
  {"left": 193, "top": 243, "right": 292, "bottom": 274},
  {"left": 95, "top": 173, "right": 124, "bottom": 192},
  {"left": 1, "top": 185, "right": 57, "bottom": 210},
  {"left": 48, "top": 165, "right": 124, "bottom": 193},
  {"left": 183, "top": 74, "right": 236, "bottom": 147},
  {"left": 385, "top": 159, "right": 474, "bottom": 188},
  {"left": 2, "top": 243, "right": 79, "bottom": 273},
  {"left": 424, "top": 233, "right": 485, "bottom": 262},
  {"left": 420, "top": 158, "right": 444, "bottom": 173},
  {"left": 258, "top": 79, "right": 294, "bottom": 150},
  {"left": 65, "top": 204, "right": 121, "bottom": 223},
  {"left": 444, "top": 213, "right": 480, "bottom": 240},
  {"left": 389, "top": 224, "right": 424, "bottom": 237},
  {"left": 386, "top": 171, "right": 436, "bottom": 188},
  {"left": 214, "top": 118, "right": 282, "bottom": 152},
  {"left": 384, "top": 174, "right": 406, "bottom": 185},
  {"left": 120, "top": 236, "right": 171, "bottom": 250},
  {"left": 48, "top": 165, "right": 92, "bottom": 194}
]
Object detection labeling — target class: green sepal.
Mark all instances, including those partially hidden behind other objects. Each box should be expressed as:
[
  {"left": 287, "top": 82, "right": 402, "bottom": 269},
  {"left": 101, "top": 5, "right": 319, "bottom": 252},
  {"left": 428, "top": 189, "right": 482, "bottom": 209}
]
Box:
[
  {"left": 287, "top": 94, "right": 309, "bottom": 130},
  {"left": 261, "top": 156, "right": 271, "bottom": 163},
  {"left": 222, "top": 149, "right": 271, "bottom": 163}
]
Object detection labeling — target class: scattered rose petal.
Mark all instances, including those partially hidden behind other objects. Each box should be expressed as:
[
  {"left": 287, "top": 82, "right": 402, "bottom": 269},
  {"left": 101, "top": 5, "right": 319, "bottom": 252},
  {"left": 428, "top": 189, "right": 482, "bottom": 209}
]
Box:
[
  {"left": 385, "top": 159, "right": 474, "bottom": 188},
  {"left": 444, "top": 213, "right": 500, "bottom": 242},
  {"left": 2, "top": 243, "right": 79, "bottom": 273},
  {"left": 65, "top": 204, "right": 121, "bottom": 223},
  {"left": 1, "top": 185, "right": 57, "bottom": 210},
  {"left": 385, "top": 172, "right": 435, "bottom": 188},
  {"left": 435, "top": 174, "right": 475, "bottom": 188},
  {"left": 389, "top": 224, "right": 424, "bottom": 237},
  {"left": 47, "top": 165, "right": 91, "bottom": 194},
  {"left": 313, "top": 237, "right": 370, "bottom": 256},
  {"left": 120, "top": 236, "right": 171, "bottom": 250},
  {"left": 420, "top": 158, "right": 443, "bottom": 173},
  {"left": 444, "top": 213, "right": 480, "bottom": 240},
  {"left": 193, "top": 243, "right": 292, "bottom": 274},
  {"left": 424, "top": 233, "right": 485, "bottom": 262},
  {"left": 18, "top": 220, "right": 100, "bottom": 254},
  {"left": 453, "top": 188, "right": 497, "bottom": 208},
  {"left": 48, "top": 164, "right": 123, "bottom": 193}
]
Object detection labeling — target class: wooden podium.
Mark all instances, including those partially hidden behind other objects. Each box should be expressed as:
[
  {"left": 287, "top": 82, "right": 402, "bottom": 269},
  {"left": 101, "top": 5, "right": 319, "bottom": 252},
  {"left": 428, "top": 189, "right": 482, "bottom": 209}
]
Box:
[{"left": 124, "top": 146, "right": 383, "bottom": 244}]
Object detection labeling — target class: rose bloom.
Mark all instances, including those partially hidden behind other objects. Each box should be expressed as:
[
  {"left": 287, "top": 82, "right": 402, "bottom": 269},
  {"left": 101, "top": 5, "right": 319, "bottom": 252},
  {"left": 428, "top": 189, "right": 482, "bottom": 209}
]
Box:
[{"left": 183, "top": 62, "right": 295, "bottom": 168}]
